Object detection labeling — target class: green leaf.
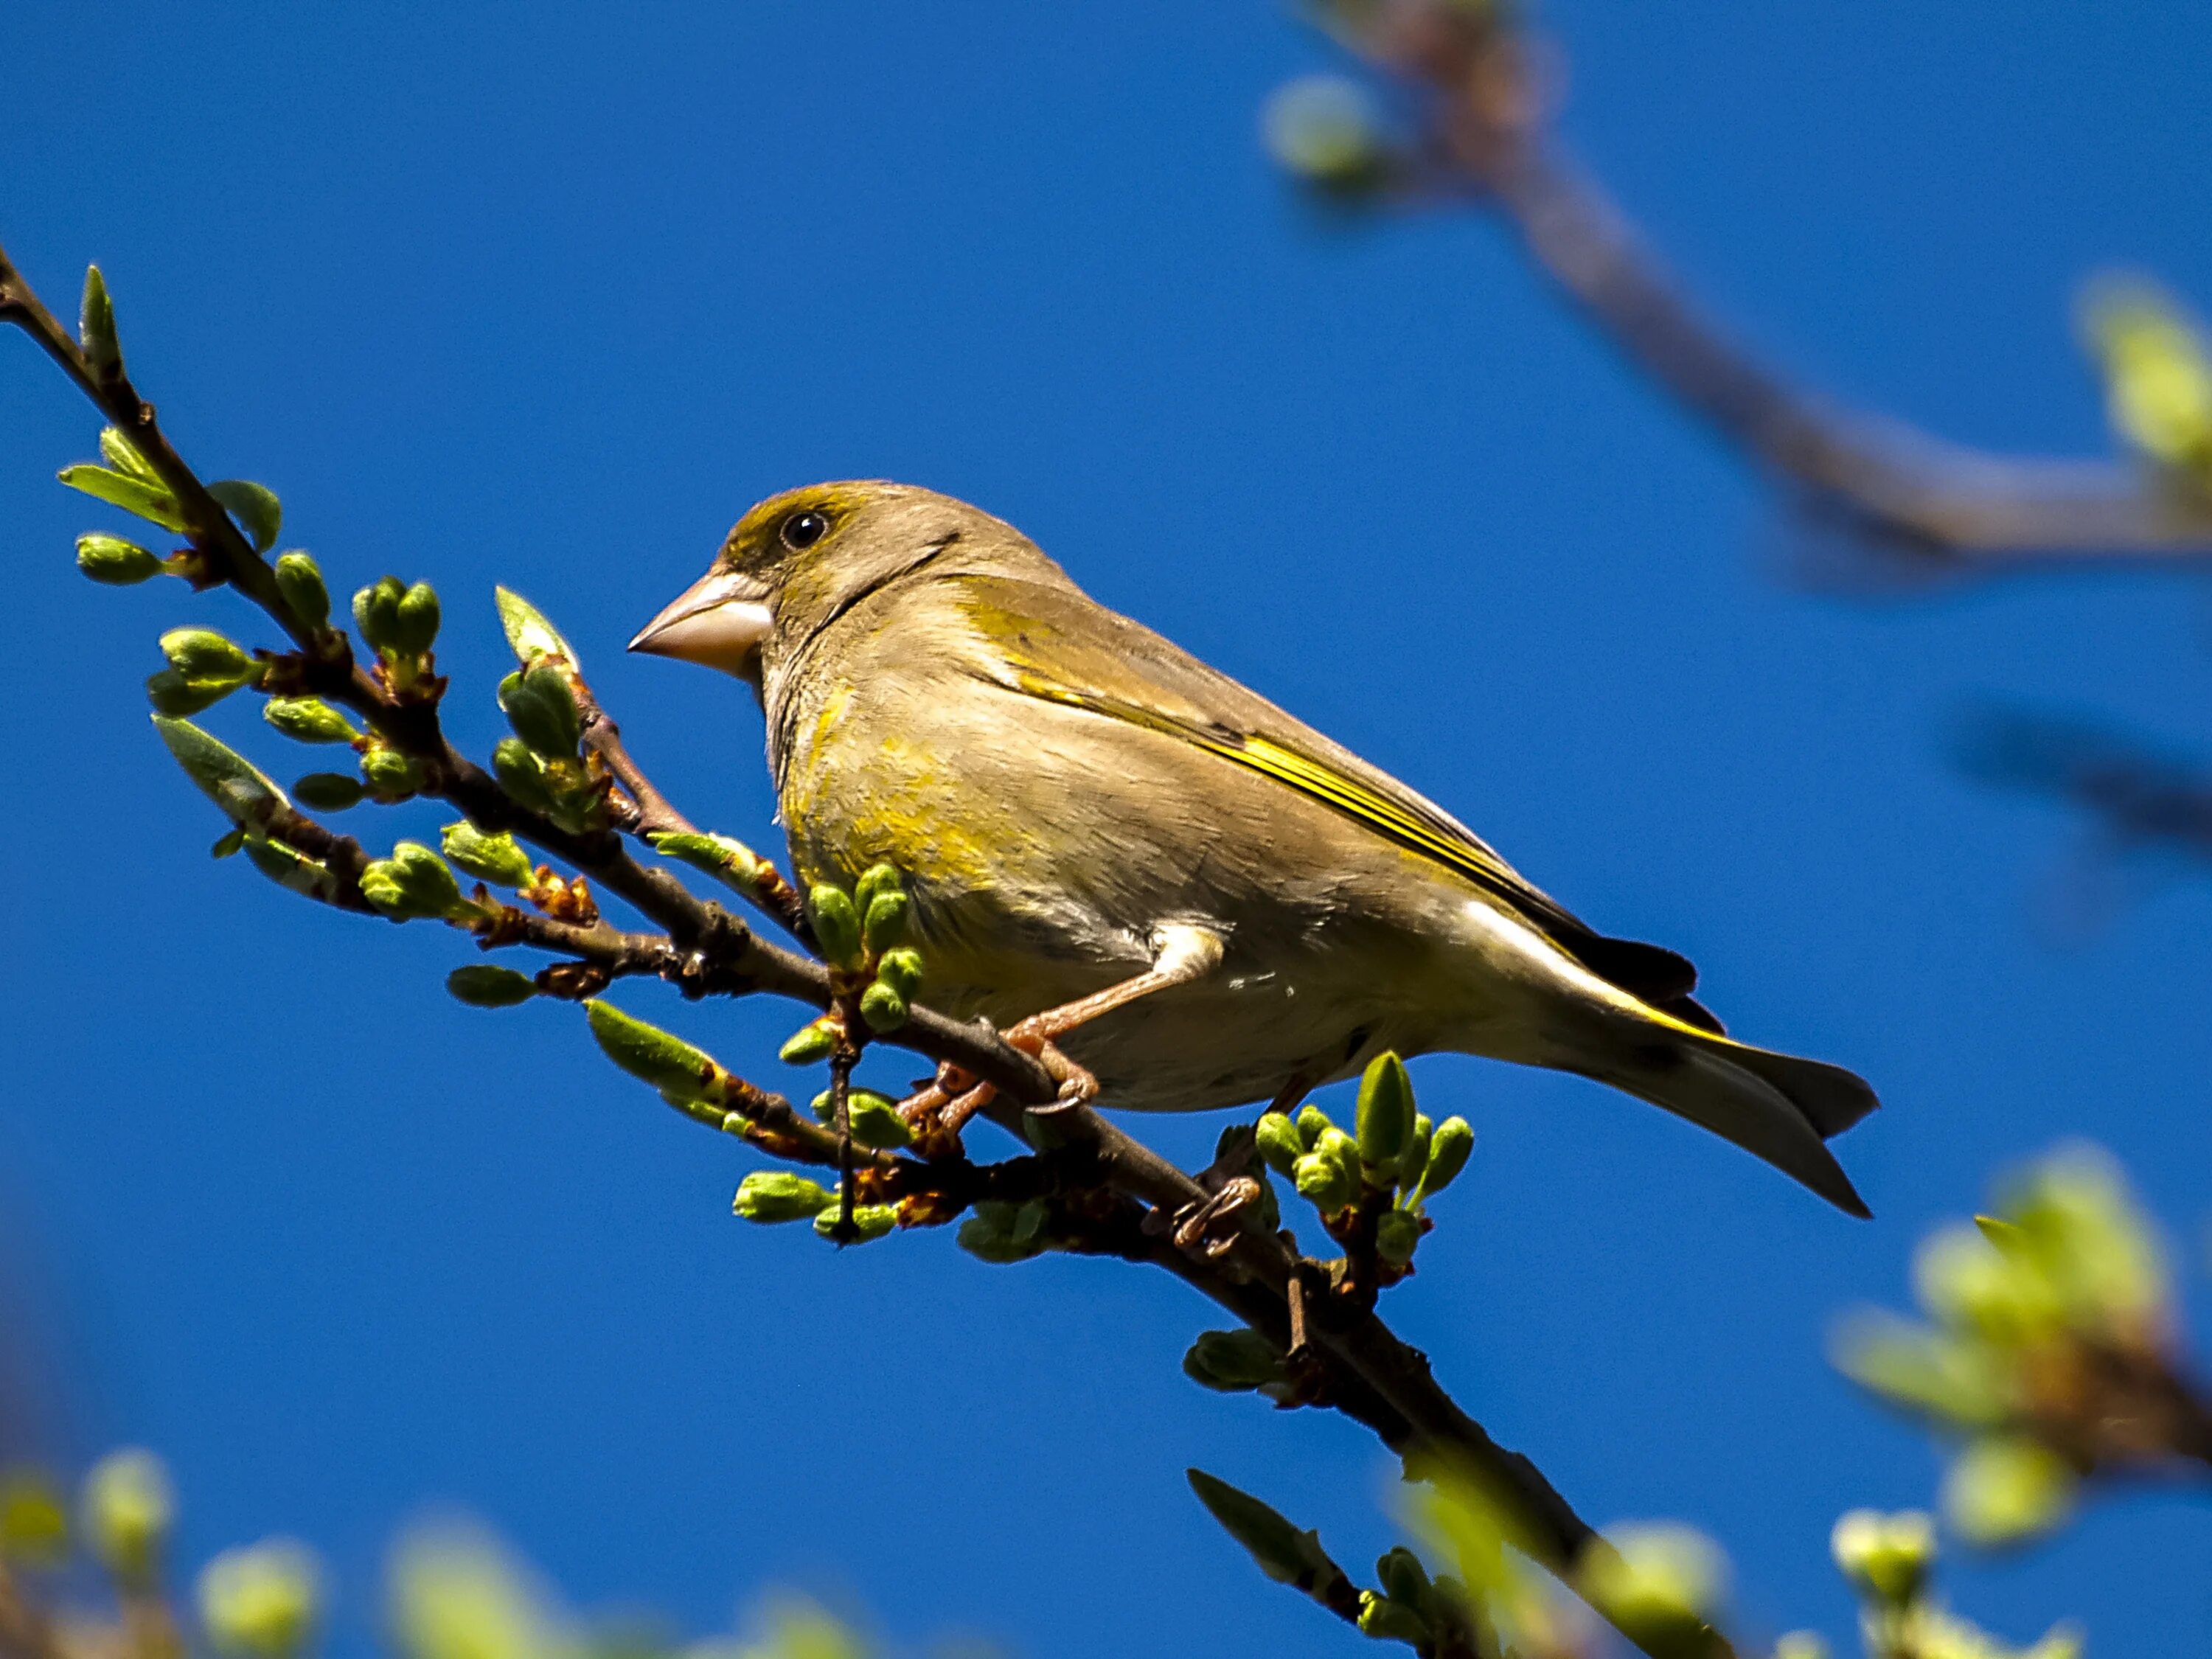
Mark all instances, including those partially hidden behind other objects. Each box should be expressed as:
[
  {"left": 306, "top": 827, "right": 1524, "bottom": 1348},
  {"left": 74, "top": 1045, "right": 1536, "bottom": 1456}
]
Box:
[
  {"left": 206, "top": 479, "right": 282, "bottom": 553},
  {"left": 1252, "top": 1112, "right": 1303, "bottom": 1177},
  {"left": 1186, "top": 1470, "right": 1345, "bottom": 1593},
  {"left": 272, "top": 552, "right": 330, "bottom": 629},
  {"left": 648, "top": 830, "right": 769, "bottom": 895},
  {"left": 585, "top": 1001, "right": 721, "bottom": 1100},
  {"left": 446, "top": 965, "right": 539, "bottom": 1009},
  {"left": 807, "top": 884, "right": 863, "bottom": 971},
  {"left": 1943, "top": 1436, "right": 2077, "bottom": 1548},
  {"left": 392, "top": 581, "right": 441, "bottom": 654},
  {"left": 98, "top": 427, "right": 163, "bottom": 483},
  {"left": 1418, "top": 1117, "right": 1475, "bottom": 1200},
  {"left": 243, "top": 836, "right": 341, "bottom": 902},
  {"left": 293, "top": 772, "right": 366, "bottom": 811},
  {"left": 1181, "top": 1329, "right": 1287, "bottom": 1393},
  {"left": 1354, "top": 1050, "right": 1414, "bottom": 1170},
  {"left": 152, "top": 715, "right": 288, "bottom": 827},
  {"left": 493, "top": 586, "right": 577, "bottom": 667},
  {"left": 76, "top": 532, "right": 163, "bottom": 585},
  {"left": 79, "top": 266, "right": 122, "bottom": 378},
  {"left": 59, "top": 465, "right": 187, "bottom": 532}
]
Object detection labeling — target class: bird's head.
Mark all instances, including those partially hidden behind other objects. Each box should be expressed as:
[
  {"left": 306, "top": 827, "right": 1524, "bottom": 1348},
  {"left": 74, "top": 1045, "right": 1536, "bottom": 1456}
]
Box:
[{"left": 628, "top": 480, "right": 1023, "bottom": 682}]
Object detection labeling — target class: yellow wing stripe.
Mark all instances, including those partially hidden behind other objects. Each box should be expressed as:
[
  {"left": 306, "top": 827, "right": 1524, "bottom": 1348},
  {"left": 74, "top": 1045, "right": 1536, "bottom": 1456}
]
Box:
[{"left": 1012, "top": 675, "right": 1539, "bottom": 917}]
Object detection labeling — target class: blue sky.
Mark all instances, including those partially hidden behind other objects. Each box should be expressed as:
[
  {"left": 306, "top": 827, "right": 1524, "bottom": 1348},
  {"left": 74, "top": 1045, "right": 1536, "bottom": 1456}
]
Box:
[{"left": 3, "top": 2, "right": 2209, "bottom": 1653}]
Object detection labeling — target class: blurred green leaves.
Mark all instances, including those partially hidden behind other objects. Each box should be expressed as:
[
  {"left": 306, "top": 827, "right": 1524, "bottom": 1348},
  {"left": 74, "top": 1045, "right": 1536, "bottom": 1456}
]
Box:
[{"left": 2083, "top": 279, "right": 2212, "bottom": 493}]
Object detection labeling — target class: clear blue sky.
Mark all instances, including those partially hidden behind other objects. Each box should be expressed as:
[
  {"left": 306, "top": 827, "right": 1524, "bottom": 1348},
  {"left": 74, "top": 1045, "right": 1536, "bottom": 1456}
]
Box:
[{"left": 3, "top": 3, "right": 2208, "bottom": 1654}]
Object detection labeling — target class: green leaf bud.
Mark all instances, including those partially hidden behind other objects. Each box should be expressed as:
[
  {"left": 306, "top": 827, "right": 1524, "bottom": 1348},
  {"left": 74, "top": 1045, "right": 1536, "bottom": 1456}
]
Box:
[
  {"left": 211, "top": 827, "right": 247, "bottom": 858},
  {"left": 77, "top": 532, "right": 162, "bottom": 585},
  {"left": 1829, "top": 1509, "right": 1933, "bottom": 1607},
  {"left": 1355, "top": 1050, "right": 1415, "bottom": 1170},
  {"left": 648, "top": 830, "right": 768, "bottom": 894},
  {"left": 1261, "top": 75, "right": 1388, "bottom": 195},
  {"left": 872, "top": 946, "right": 925, "bottom": 998},
  {"left": 80, "top": 1448, "right": 172, "bottom": 1587},
  {"left": 862, "top": 888, "right": 911, "bottom": 953},
  {"left": 243, "top": 836, "right": 339, "bottom": 902},
  {"left": 152, "top": 716, "right": 288, "bottom": 827},
  {"left": 1312, "top": 1125, "right": 1356, "bottom": 1166},
  {"left": 1942, "top": 1436, "right": 2077, "bottom": 1548},
  {"left": 1376, "top": 1546, "right": 1433, "bottom": 1612},
  {"left": 496, "top": 665, "right": 582, "bottom": 759},
  {"left": 814, "top": 1202, "right": 898, "bottom": 1242},
  {"left": 99, "top": 427, "right": 161, "bottom": 482},
  {"left": 1293, "top": 1150, "right": 1357, "bottom": 1214},
  {"left": 490, "top": 737, "right": 555, "bottom": 813},
  {"left": 847, "top": 1091, "right": 913, "bottom": 1150},
  {"left": 359, "top": 745, "right": 425, "bottom": 799},
  {"left": 1295, "top": 1102, "right": 1332, "bottom": 1149},
  {"left": 197, "top": 1539, "right": 321, "bottom": 1659},
  {"left": 1420, "top": 1117, "right": 1475, "bottom": 1199},
  {"left": 293, "top": 771, "right": 366, "bottom": 811},
  {"left": 273, "top": 552, "right": 330, "bottom": 629},
  {"left": 734, "top": 1171, "right": 835, "bottom": 1223},
  {"left": 206, "top": 479, "right": 282, "bottom": 554},
  {"left": 1398, "top": 1111, "right": 1433, "bottom": 1188},
  {"left": 0, "top": 1470, "right": 69, "bottom": 1567},
  {"left": 807, "top": 883, "right": 865, "bottom": 970},
  {"left": 779, "top": 1015, "right": 841, "bottom": 1065},
  {"left": 146, "top": 667, "right": 238, "bottom": 716},
  {"left": 352, "top": 576, "right": 404, "bottom": 652},
  {"left": 1253, "top": 1112, "right": 1303, "bottom": 1177},
  {"left": 1181, "top": 1329, "right": 1287, "bottom": 1393},
  {"left": 858, "top": 981, "right": 909, "bottom": 1034},
  {"left": 263, "top": 696, "right": 359, "bottom": 745},
  {"left": 58, "top": 464, "right": 187, "bottom": 532},
  {"left": 441, "top": 821, "right": 535, "bottom": 887},
  {"left": 359, "top": 841, "right": 465, "bottom": 920},
  {"left": 959, "top": 1200, "right": 1049, "bottom": 1263},
  {"left": 1356, "top": 1591, "right": 1429, "bottom": 1643},
  {"left": 392, "top": 580, "right": 442, "bottom": 655},
  {"left": 854, "top": 862, "right": 903, "bottom": 911},
  {"left": 1375, "top": 1209, "right": 1422, "bottom": 1265},
  {"left": 1829, "top": 1314, "right": 2011, "bottom": 1429},
  {"left": 80, "top": 265, "right": 122, "bottom": 379},
  {"left": 585, "top": 1000, "right": 720, "bottom": 1099},
  {"left": 161, "top": 626, "right": 254, "bottom": 683},
  {"left": 1185, "top": 1470, "right": 1344, "bottom": 1591},
  {"left": 446, "top": 965, "right": 539, "bottom": 1009},
  {"left": 494, "top": 585, "right": 577, "bottom": 667}
]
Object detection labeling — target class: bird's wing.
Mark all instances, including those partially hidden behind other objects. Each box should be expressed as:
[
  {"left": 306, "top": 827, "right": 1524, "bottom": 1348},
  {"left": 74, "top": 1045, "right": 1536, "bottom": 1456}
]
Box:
[{"left": 945, "top": 576, "right": 1717, "bottom": 1026}]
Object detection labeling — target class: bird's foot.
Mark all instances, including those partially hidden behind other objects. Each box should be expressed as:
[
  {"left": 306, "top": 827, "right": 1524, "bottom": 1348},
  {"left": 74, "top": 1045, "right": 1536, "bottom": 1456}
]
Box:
[
  {"left": 1001, "top": 1019, "right": 1099, "bottom": 1108},
  {"left": 897, "top": 1062, "right": 993, "bottom": 1161}
]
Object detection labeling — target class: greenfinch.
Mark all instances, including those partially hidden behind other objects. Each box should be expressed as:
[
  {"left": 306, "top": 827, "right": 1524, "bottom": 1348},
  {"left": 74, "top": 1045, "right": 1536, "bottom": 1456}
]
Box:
[{"left": 632, "top": 481, "right": 1877, "bottom": 1214}]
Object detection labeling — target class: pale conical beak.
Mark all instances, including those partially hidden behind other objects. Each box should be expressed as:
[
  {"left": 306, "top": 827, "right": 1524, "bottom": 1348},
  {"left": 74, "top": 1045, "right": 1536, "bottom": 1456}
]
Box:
[{"left": 627, "top": 568, "right": 774, "bottom": 676}]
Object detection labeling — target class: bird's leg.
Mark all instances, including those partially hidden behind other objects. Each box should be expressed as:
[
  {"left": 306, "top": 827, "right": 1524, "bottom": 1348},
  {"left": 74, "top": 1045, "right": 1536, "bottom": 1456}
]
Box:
[
  {"left": 908, "top": 927, "right": 1228, "bottom": 1147},
  {"left": 1001, "top": 925, "right": 1227, "bottom": 1110}
]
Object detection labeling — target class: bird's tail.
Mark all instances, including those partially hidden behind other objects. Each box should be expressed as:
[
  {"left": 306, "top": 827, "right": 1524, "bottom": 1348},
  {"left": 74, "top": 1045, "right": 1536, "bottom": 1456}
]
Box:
[{"left": 1582, "top": 1026, "right": 1878, "bottom": 1217}]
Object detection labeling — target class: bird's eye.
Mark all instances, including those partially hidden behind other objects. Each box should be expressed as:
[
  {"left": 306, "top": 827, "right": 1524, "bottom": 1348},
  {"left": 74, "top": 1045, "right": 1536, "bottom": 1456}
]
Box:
[{"left": 780, "top": 510, "right": 830, "bottom": 551}]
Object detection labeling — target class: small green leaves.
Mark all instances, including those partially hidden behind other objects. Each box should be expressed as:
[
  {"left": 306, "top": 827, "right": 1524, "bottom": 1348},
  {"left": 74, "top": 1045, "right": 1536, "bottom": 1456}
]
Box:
[
  {"left": 150, "top": 625, "right": 260, "bottom": 714},
  {"left": 1182, "top": 1329, "right": 1287, "bottom": 1394},
  {"left": 243, "top": 836, "right": 341, "bottom": 902},
  {"left": 206, "top": 479, "right": 282, "bottom": 553},
  {"left": 1374, "top": 1209, "right": 1422, "bottom": 1266},
  {"left": 354, "top": 576, "right": 403, "bottom": 648},
  {"left": 394, "top": 581, "right": 441, "bottom": 653},
  {"left": 197, "top": 1539, "right": 322, "bottom": 1659},
  {"left": 844, "top": 1091, "right": 914, "bottom": 1150},
  {"left": 446, "top": 965, "right": 539, "bottom": 1009},
  {"left": 958, "top": 1199, "right": 1051, "bottom": 1263},
  {"left": 734, "top": 1171, "right": 835, "bottom": 1222},
  {"left": 494, "top": 585, "right": 577, "bottom": 667},
  {"left": 263, "top": 696, "right": 358, "bottom": 745},
  {"left": 1419, "top": 1117, "right": 1474, "bottom": 1200},
  {"left": 76, "top": 532, "right": 162, "bottom": 585},
  {"left": 1829, "top": 1509, "right": 1932, "bottom": 1607},
  {"left": 585, "top": 1001, "right": 720, "bottom": 1102},
  {"left": 59, "top": 462, "right": 187, "bottom": 532},
  {"left": 360, "top": 745, "right": 425, "bottom": 800},
  {"left": 807, "top": 884, "right": 864, "bottom": 971},
  {"left": 79, "top": 265, "right": 122, "bottom": 379},
  {"left": 1576, "top": 1524, "right": 1727, "bottom": 1644},
  {"left": 1253, "top": 1111, "right": 1303, "bottom": 1177},
  {"left": 649, "top": 830, "right": 771, "bottom": 896},
  {"left": 80, "top": 1448, "right": 172, "bottom": 1589},
  {"left": 779, "top": 1016, "right": 841, "bottom": 1065},
  {"left": 293, "top": 771, "right": 366, "bottom": 810},
  {"left": 490, "top": 737, "right": 555, "bottom": 813},
  {"left": 1292, "top": 1123, "right": 1358, "bottom": 1214},
  {"left": 274, "top": 551, "right": 330, "bottom": 629},
  {"left": 872, "top": 946, "right": 924, "bottom": 998},
  {"left": 355, "top": 575, "right": 441, "bottom": 661},
  {"left": 815, "top": 1203, "right": 897, "bottom": 1242},
  {"left": 1186, "top": 1470, "right": 1349, "bottom": 1596},
  {"left": 497, "top": 664, "right": 581, "bottom": 758},
  {"left": 359, "top": 841, "right": 467, "bottom": 921},
  {"left": 857, "top": 981, "right": 908, "bottom": 1034},
  {"left": 1355, "top": 1051, "right": 1414, "bottom": 1171},
  {"left": 153, "top": 716, "right": 288, "bottom": 828},
  {"left": 1942, "top": 1436, "right": 2077, "bottom": 1548},
  {"left": 442, "top": 821, "right": 534, "bottom": 887}
]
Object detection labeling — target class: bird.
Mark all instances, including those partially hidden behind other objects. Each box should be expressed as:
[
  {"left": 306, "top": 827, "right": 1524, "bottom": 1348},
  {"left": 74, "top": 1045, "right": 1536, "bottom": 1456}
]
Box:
[{"left": 629, "top": 481, "right": 1878, "bottom": 1214}]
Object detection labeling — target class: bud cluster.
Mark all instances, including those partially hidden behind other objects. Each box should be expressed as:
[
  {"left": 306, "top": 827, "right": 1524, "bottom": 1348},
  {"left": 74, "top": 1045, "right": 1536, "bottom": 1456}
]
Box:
[
  {"left": 779, "top": 865, "right": 926, "bottom": 1059},
  {"left": 1827, "top": 1509, "right": 2079, "bottom": 1659},
  {"left": 732, "top": 1172, "right": 897, "bottom": 1243},
  {"left": 1251, "top": 1053, "right": 1471, "bottom": 1269},
  {"left": 352, "top": 574, "right": 442, "bottom": 694}
]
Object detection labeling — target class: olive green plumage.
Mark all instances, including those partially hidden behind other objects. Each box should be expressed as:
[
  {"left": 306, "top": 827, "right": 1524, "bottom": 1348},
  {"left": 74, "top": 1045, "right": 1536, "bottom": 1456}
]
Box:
[{"left": 632, "top": 481, "right": 1879, "bottom": 1215}]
